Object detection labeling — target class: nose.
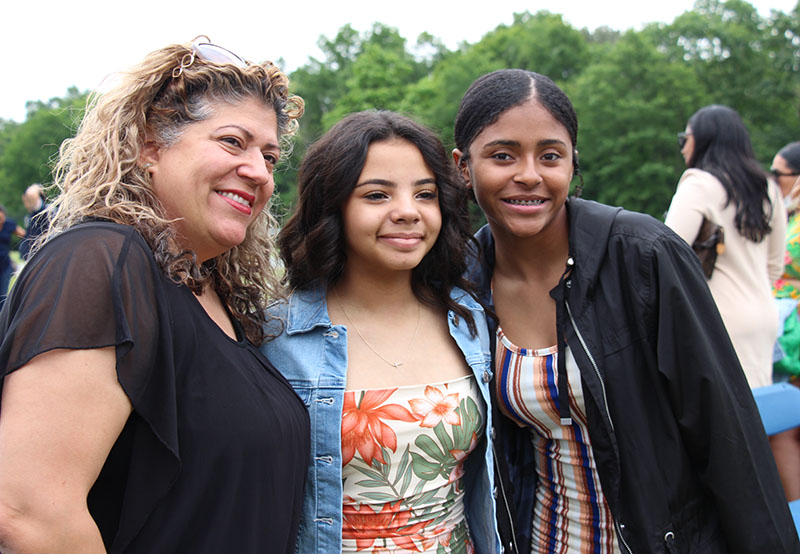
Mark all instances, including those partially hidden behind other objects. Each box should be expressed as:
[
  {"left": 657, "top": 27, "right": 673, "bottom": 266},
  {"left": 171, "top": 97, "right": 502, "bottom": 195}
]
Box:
[
  {"left": 390, "top": 192, "right": 421, "bottom": 223},
  {"left": 237, "top": 148, "right": 271, "bottom": 188},
  {"left": 514, "top": 155, "right": 542, "bottom": 187}
]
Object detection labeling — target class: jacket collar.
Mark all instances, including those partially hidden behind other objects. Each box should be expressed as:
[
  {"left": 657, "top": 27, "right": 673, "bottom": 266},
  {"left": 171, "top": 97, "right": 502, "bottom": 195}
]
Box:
[
  {"left": 283, "top": 284, "right": 482, "bottom": 335},
  {"left": 285, "top": 286, "right": 332, "bottom": 334},
  {"left": 565, "top": 198, "right": 621, "bottom": 298},
  {"left": 471, "top": 198, "right": 620, "bottom": 292}
]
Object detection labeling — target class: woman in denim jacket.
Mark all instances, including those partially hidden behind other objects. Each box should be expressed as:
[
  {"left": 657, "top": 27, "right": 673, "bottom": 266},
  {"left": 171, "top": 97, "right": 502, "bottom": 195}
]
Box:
[{"left": 263, "top": 111, "right": 503, "bottom": 553}]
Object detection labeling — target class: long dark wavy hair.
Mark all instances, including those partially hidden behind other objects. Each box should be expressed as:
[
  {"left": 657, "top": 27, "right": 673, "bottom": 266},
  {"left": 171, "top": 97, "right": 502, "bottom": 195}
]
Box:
[
  {"left": 279, "top": 110, "right": 478, "bottom": 334},
  {"left": 686, "top": 105, "right": 772, "bottom": 242}
]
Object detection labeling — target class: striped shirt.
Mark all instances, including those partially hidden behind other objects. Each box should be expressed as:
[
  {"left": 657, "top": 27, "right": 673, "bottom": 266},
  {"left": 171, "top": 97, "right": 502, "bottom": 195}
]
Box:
[{"left": 496, "top": 327, "right": 621, "bottom": 554}]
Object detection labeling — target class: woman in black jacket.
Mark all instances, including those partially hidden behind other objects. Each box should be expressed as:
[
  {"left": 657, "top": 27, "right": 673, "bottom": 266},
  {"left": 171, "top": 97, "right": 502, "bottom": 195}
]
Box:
[{"left": 453, "top": 68, "right": 798, "bottom": 554}]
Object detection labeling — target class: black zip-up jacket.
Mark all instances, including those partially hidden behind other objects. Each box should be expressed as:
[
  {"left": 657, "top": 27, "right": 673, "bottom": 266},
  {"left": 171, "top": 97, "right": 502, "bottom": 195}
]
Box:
[{"left": 469, "top": 198, "right": 799, "bottom": 554}]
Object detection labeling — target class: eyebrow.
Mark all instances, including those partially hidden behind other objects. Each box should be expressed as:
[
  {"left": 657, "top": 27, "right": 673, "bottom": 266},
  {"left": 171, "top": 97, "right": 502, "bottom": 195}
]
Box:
[
  {"left": 482, "top": 138, "right": 568, "bottom": 149},
  {"left": 354, "top": 177, "right": 437, "bottom": 188}
]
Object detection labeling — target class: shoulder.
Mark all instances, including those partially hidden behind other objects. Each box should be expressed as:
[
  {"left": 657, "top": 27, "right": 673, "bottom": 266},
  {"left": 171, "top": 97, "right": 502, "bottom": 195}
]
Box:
[
  {"left": 43, "top": 222, "right": 149, "bottom": 252},
  {"left": 449, "top": 286, "right": 484, "bottom": 314},
  {"left": 25, "top": 222, "right": 159, "bottom": 287},
  {"left": 264, "top": 286, "right": 329, "bottom": 339},
  {"left": 677, "top": 168, "right": 726, "bottom": 199},
  {"left": 570, "top": 198, "right": 693, "bottom": 273},
  {"left": 570, "top": 197, "right": 668, "bottom": 245}
]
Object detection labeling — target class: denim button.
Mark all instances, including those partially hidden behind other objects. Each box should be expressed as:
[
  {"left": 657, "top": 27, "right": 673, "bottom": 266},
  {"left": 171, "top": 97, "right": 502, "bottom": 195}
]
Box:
[{"left": 482, "top": 370, "right": 491, "bottom": 383}]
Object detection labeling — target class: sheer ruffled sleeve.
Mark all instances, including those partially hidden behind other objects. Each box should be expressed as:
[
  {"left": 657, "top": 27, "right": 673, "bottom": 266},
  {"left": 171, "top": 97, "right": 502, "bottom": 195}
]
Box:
[{"left": 0, "top": 221, "right": 181, "bottom": 552}]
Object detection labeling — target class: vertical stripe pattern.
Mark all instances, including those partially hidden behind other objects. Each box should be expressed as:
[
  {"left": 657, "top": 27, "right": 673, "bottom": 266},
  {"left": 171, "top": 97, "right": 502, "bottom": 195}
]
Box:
[{"left": 495, "top": 328, "right": 621, "bottom": 554}]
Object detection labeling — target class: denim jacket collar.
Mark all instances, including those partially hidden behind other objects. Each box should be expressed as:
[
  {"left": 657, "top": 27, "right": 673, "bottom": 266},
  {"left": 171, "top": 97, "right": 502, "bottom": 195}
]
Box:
[{"left": 285, "top": 286, "right": 332, "bottom": 334}]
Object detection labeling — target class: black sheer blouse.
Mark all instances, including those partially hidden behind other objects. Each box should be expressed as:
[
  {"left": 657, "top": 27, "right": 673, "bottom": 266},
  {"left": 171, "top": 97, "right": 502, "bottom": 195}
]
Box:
[{"left": 0, "top": 222, "right": 309, "bottom": 553}]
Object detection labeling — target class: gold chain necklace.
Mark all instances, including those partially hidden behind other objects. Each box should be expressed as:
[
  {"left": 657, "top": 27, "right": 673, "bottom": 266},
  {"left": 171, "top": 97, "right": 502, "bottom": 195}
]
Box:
[{"left": 333, "top": 288, "right": 421, "bottom": 368}]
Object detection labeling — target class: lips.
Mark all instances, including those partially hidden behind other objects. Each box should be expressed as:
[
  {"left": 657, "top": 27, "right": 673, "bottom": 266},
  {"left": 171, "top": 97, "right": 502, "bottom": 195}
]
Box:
[
  {"left": 217, "top": 190, "right": 255, "bottom": 214},
  {"left": 503, "top": 198, "right": 546, "bottom": 206},
  {"left": 379, "top": 232, "right": 424, "bottom": 249}
]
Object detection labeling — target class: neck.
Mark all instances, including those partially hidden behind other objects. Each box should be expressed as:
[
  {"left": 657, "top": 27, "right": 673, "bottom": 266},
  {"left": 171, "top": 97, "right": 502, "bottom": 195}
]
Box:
[
  {"left": 491, "top": 213, "right": 570, "bottom": 281},
  {"left": 332, "top": 266, "right": 417, "bottom": 311}
]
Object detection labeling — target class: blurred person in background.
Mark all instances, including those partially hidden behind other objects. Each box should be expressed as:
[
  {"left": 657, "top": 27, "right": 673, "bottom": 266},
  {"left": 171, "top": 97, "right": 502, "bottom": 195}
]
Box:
[
  {"left": 666, "top": 104, "right": 786, "bottom": 389},
  {"left": 19, "top": 183, "right": 50, "bottom": 261},
  {"left": 0, "top": 205, "right": 24, "bottom": 311},
  {"left": 770, "top": 141, "right": 800, "bottom": 501}
]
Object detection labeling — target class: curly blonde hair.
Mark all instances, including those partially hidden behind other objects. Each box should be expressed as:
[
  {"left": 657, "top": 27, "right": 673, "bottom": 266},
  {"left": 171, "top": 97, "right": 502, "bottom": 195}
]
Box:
[{"left": 46, "top": 38, "right": 304, "bottom": 344}]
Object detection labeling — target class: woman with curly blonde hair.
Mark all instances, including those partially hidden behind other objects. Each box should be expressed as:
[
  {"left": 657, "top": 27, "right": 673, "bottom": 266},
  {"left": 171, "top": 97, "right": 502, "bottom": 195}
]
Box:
[{"left": 0, "top": 37, "right": 309, "bottom": 553}]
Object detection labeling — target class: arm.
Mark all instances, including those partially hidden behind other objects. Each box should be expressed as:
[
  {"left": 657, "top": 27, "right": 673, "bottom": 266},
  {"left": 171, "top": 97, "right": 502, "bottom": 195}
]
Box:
[
  {"left": 664, "top": 173, "right": 707, "bottom": 246},
  {"left": 652, "top": 234, "right": 798, "bottom": 552},
  {"left": 13, "top": 226, "right": 25, "bottom": 240},
  {"left": 0, "top": 347, "right": 132, "bottom": 554},
  {"left": 768, "top": 185, "right": 788, "bottom": 283}
]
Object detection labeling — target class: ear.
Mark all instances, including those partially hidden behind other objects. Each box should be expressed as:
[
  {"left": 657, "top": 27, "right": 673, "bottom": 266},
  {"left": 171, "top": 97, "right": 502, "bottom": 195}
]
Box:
[
  {"left": 452, "top": 148, "right": 471, "bottom": 189},
  {"left": 139, "top": 140, "right": 161, "bottom": 169}
]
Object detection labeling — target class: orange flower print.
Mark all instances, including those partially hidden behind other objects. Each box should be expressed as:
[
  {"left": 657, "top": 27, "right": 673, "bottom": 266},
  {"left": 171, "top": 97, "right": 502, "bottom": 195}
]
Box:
[
  {"left": 343, "top": 500, "right": 433, "bottom": 552},
  {"left": 448, "top": 432, "right": 479, "bottom": 485},
  {"left": 421, "top": 524, "right": 452, "bottom": 551},
  {"left": 408, "top": 385, "right": 461, "bottom": 428},
  {"left": 342, "top": 389, "right": 416, "bottom": 467}
]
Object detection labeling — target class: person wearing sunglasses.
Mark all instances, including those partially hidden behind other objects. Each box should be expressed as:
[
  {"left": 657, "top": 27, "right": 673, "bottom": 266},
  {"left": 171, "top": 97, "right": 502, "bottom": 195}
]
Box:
[
  {"left": 666, "top": 105, "right": 786, "bottom": 390},
  {"left": 771, "top": 142, "right": 800, "bottom": 214},
  {"left": 0, "top": 37, "right": 309, "bottom": 553},
  {"left": 771, "top": 141, "right": 800, "bottom": 503}
]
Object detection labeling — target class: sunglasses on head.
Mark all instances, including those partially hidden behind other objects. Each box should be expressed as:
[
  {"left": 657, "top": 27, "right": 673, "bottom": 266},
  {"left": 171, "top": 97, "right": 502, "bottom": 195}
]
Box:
[
  {"left": 173, "top": 36, "right": 248, "bottom": 78},
  {"left": 770, "top": 168, "right": 800, "bottom": 180},
  {"left": 677, "top": 132, "right": 691, "bottom": 150}
]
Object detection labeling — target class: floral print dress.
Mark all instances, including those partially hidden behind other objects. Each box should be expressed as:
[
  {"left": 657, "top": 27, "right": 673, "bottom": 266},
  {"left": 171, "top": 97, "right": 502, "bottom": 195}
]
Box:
[
  {"left": 774, "top": 210, "right": 800, "bottom": 377},
  {"left": 341, "top": 375, "right": 485, "bottom": 553}
]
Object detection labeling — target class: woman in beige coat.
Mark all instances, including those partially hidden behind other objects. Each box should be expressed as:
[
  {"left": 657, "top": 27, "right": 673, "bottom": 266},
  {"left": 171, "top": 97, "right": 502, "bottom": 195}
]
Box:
[{"left": 666, "top": 105, "right": 785, "bottom": 389}]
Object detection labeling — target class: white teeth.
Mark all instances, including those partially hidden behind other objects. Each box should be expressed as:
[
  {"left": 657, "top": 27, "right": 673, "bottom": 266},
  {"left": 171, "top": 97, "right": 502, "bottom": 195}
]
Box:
[
  {"left": 506, "top": 199, "right": 544, "bottom": 206},
  {"left": 218, "top": 191, "right": 251, "bottom": 207}
]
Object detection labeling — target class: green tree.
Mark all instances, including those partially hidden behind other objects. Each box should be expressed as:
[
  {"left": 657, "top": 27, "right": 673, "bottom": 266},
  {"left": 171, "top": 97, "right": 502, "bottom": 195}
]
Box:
[
  {"left": 281, "top": 24, "right": 434, "bottom": 209},
  {"left": 570, "top": 31, "right": 707, "bottom": 217},
  {"left": 402, "top": 10, "right": 590, "bottom": 144},
  {"left": 321, "top": 24, "right": 425, "bottom": 129},
  {"left": 649, "top": 0, "right": 800, "bottom": 161},
  {"left": 0, "top": 88, "right": 86, "bottom": 219}
]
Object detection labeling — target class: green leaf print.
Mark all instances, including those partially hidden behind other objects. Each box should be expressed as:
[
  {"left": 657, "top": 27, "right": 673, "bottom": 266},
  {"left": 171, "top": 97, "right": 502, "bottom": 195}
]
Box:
[
  {"left": 359, "top": 491, "right": 398, "bottom": 503},
  {"left": 355, "top": 479, "right": 389, "bottom": 488},
  {"left": 434, "top": 421, "right": 454, "bottom": 453},
  {"left": 415, "top": 434, "right": 447, "bottom": 462},
  {"left": 452, "top": 397, "right": 481, "bottom": 452},
  {"left": 411, "top": 451, "right": 442, "bottom": 480},
  {"left": 352, "top": 464, "right": 385, "bottom": 482},
  {"left": 393, "top": 445, "right": 411, "bottom": 487}
]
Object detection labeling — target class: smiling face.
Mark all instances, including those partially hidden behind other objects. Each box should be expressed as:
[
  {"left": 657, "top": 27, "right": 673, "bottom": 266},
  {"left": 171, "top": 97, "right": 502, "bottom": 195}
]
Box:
[
  {"left": 454, "top": 97, "right": 573, "bottom": 243},
  {"left": 341, "top": 138, "right": 442, "bottom": 277},
  {"left": 143, "top": 97, "right": 279, "bottom": 262}
]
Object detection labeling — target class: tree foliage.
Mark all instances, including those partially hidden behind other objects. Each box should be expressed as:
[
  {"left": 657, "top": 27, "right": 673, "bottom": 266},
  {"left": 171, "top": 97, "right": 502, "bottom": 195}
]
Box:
[{"left": 0, "top": 87, "right": 86, "bottom": 219}]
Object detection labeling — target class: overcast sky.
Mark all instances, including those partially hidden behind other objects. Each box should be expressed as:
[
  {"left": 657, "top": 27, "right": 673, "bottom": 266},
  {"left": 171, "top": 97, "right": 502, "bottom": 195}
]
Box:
[{"left": 3, "top": 0, "right": 796, "bottom": 122}]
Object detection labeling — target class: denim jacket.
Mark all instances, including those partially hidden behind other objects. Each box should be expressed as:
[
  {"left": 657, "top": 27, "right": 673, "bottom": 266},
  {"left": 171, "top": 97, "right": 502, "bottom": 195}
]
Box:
[{"left": 262, "top": 286, "right": 503, "bottom": 554}]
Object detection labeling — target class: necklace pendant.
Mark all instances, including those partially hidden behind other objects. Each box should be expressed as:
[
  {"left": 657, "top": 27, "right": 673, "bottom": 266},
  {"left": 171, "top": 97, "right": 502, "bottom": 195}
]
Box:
[{"left": 391, "top": 362, "right": 403, "bottom": 368}]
